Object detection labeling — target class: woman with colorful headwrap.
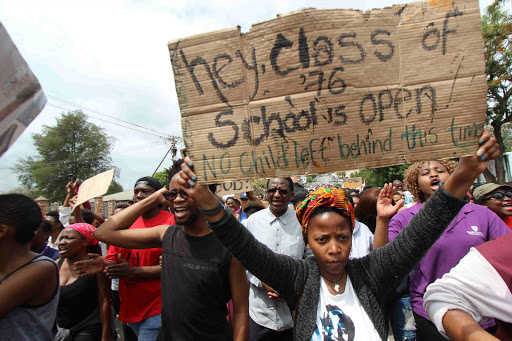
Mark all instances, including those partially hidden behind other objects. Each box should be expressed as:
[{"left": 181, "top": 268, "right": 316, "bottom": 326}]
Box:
[
  {"left": 174, "top": 130, "right": 499, "bottom": 341},
  {"left": 56, "top": 223, "right": 113, "bottom": 341}
]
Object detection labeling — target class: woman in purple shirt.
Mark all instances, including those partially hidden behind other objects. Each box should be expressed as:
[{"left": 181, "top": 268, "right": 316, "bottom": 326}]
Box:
[{"left": 376, "top": 159, "right": 510, "bottom": 340}]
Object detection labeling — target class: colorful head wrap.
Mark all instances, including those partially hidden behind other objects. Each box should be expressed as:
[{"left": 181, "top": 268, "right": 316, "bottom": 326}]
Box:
[
  {"left": 296, "top": 187, "right": 355, "bottom": 244},
  {"left": 68, "top": 223, "right": 99, "bottom": 246}
]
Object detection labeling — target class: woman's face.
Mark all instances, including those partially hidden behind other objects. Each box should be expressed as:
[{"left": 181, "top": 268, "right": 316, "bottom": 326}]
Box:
[
  {"left": 483, "top": 188, "right": 512, "bottom": 219},
  {"left": 393, "top": 191, "right": 404, "bottom": 203},
  {"left": 351, "top": 196, "right": 360, "bottom": 209},
  {"left": 57, "top": 228, "right": 87, "bottom": 258},
  {"left": 417, "top": 161, "right": 450, "bottom": 201},
  {"left": 307, "top": 212, "right": 352, "bottom": 282},
  {"left": 226, "top": 199, "right": 238, "bottom": 210}
]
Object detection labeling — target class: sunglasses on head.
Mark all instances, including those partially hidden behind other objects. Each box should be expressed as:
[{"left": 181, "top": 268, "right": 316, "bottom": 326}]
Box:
[
  {"left": 485, "top": 191, "right": 512, "bottom": 201},
  {"left": 163, "top": 190, "right": 189, "bottom": 201},
  {"left": 267, "top": 188, "right": 289, "bottom": 195}
]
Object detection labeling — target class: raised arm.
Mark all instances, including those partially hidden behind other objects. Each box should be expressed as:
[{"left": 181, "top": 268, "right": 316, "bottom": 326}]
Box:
[
  {"left": 358, "top": 130, "right": 500, "bottom": 294},
  {"left": 373, "top": 183, "right": 403, "bottom": 249},
  {"left": 245, "top": 190, "right": 269, "bottom": 209},
  {"left": 173, "top": 161, "right": 307, "bottom": 306},
  {"left": 62, "top": 179, "right": 78, "bottom": 208},
  {"left": 93, "top": 188, "right": 168, "bottom": 249}
]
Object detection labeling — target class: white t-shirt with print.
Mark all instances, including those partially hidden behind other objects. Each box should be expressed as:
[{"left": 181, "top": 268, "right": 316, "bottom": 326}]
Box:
[{"left": 311, "top": 275, "right": 381, "bottom": 341}]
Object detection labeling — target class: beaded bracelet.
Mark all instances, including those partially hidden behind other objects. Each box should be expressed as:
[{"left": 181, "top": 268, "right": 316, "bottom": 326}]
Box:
[{"left": 197, "top": 197, "right": 224, "bottom": 216}]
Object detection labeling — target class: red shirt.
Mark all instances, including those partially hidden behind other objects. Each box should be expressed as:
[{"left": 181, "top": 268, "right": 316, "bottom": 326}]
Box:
[
  {"left": 106, "top": 210, "right": 175, "bottom": 323},
  {"left": 504, "top": 216, "right": 512, "bottom": 231}
]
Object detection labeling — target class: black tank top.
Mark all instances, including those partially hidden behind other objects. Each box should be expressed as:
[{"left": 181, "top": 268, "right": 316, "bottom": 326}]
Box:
[
  {"left": 57, "top": 259, "right": 99, "bottom": 329},
  {"left": 158, "top": 225, "right": 233, "bottom": 340}
]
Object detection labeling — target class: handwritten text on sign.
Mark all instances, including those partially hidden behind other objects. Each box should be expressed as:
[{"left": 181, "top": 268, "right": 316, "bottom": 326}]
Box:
[{"left": 169, "top": 0, "right": 487, "bottom": 183}]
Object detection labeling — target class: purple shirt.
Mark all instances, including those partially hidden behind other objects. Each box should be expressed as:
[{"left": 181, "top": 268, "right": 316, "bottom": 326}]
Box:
[{"left": 389, "top": 202, "right": 510, "bottom": 324}]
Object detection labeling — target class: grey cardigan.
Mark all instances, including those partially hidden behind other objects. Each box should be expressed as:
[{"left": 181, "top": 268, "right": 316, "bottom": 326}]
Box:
[{"left": 209, "top": 185, "right": 466, "bottom": 340}]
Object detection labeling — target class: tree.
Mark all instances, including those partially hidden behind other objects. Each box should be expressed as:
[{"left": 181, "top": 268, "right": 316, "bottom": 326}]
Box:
[
  {"left": 105, "top": 180, "right": 124, "bottom": 195},
  {"left": 352, "top": 164, "right": 411, "bottom": 187},
  {"left": 482, "top": 0, "right": 512, "bottom": 182},
  {"left": 153, "top": 170, "right": 169, "bottom": 188},
  {"left": 13, "top": 110, "right": 117, "bottom": 202}
]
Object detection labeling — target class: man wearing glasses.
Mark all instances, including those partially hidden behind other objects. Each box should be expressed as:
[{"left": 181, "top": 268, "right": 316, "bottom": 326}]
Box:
[
  {"left": 245, "top": 177, "right": 305, "bottom": 341},
  {"left": 474, "top": 183, "right": 512, "bottom": 230},
  {"left": 88, "top": 164, "right": 249, "bottom": 340}
]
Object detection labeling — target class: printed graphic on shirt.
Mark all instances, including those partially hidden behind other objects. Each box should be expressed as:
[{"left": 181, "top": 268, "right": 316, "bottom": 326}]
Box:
[
  {"left": 467, "top": 225, "right": 483, "bottom": 237},
  {"left": 313, "top": 304, "right": 355, "bottom": 341}
]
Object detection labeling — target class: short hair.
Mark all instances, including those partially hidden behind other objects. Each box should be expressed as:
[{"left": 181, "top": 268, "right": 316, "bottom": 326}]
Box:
[
  {"left": 292, "top": 183, "right": 309, "bottom": 206},
  {"left": 40, "top": 219, "right": 52, "bottom": 234},
  {"left": 243, "top": 202, "right": 265, "bottom": 216},
  {"left": 81, "top": 209, "right": 95, "bottom": 225},
  {"left": 46, "top": 211, "right": 61, "bottom": 226},
  {"left": 166, "top": 159, "right": 184, "bottom": 183},
  {"left": 0, "top": 194, "right": 42, "bottom": 244},
  {"left": 404, "top": 159, "right": 457, "bottom": 202},
  {"left": 266, "top": 177, "right": 294, "bottom": 192},
  {"left": 361, "top": 185, "right": 375, "bottom": 194}
]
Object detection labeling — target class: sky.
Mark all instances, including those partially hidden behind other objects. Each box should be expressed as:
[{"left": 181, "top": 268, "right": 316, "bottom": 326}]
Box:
[{"left": 0, "top": 0, "right": 493, "bottom": 194}]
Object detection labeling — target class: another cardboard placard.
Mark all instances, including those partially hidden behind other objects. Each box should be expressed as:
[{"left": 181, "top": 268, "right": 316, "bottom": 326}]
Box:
[
  {"left": 169, "top": 0, "right": 486, "bottom": 183},
  {"left": 215, "top": 179, "right": 253, "bottom": 196},
  {"left": 75, "top": 169, "right": 115, "bottom": 208},
  {"left": 343, "top": 177, "right": 363, "bottom": 189},
  {"left": 0, "top": 22, "right": 46, "bottom": 158}
]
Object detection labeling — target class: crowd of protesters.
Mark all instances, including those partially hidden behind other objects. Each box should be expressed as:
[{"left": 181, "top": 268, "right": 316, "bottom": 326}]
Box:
[{"left": 2, "top": 130, "right": 512, "bottom": 341}]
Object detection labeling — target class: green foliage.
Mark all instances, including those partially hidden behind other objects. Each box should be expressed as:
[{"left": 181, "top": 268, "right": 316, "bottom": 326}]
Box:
[
  {"left": 153, "top": 170, "right": 169, "bottom": 188},
  {"left": 352, "top": 164, "right": 411, "bottom": 187},
  {"left": 13, "top": 110, "right": 117, "bottom": 202},
  {"left": 482, "top": 0, "right": 512, "bottom": 181},
  {"left": 251, "top": 178, "right": 268, "bottom": 195},
  {"left": 105, "top": 180, "right": 124, "bottom": 195}
]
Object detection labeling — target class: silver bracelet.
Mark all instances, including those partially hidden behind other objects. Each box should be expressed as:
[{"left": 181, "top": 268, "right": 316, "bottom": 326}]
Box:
[{"left": 197, "top": 197, "right": 224, "bottom": 216}]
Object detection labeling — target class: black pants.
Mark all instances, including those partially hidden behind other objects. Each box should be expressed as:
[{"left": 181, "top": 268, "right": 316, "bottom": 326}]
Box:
[
  {"left": 414, "top": 312, "right": 498, "bottom": 341},
  {"left": 249, "top": 317, "right": 293, "bottom": 341}
]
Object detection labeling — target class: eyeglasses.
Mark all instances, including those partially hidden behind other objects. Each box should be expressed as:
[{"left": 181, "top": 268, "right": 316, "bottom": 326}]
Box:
[
  {"left": 267, "top": 188, "right": 289, "bottom": 195},
  {"left": 163, "top": 190, "right": 189, "bottom": 201},
  {"left": 485, "top": 191, "right": 512, "bottom": 201}
]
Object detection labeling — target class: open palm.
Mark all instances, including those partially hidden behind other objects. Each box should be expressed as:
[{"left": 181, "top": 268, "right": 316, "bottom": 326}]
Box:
[{"left": 376, "top": 183, "right": 403, "bottom": 219}]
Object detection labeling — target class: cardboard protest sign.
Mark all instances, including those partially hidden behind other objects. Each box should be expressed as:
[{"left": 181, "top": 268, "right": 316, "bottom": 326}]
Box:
[
  {"left": 75, "top": 169, "right": 115, "bottom": 208},
  {"left": 215, "top": 179, "right": 253, "bottom": 196},
  {"left": 169, "top": 0, "right": 486, "bottom": 183},
  {"left": 343, "top": 177, "right": 363, "bottom": 189},
  {"left": 0, "top": 22, "right": 46, "bottom": 158}
]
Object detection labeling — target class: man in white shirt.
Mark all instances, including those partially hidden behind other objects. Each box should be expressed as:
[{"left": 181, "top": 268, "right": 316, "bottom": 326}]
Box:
[{"left": 245, "top": 177, "right": 305, "bottom": 341}]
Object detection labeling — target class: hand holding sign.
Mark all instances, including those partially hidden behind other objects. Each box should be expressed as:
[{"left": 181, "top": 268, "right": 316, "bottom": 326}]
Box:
[{"left": 169, "top": 0, "right": 486, "bottom": 183}]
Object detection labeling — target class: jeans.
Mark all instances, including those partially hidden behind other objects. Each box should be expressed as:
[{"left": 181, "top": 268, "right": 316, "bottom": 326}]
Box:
[
  {"left": 127, "top": 314, "right": 161, "bottom": 341},
  {"left": 390, "top": 296, "right": 416, "bottom": 341}
]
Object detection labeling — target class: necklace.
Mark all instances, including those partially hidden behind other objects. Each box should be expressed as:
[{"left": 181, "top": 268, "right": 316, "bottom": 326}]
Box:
[{"left": 320, "top": 272, "right": 345, "bottom": 293}]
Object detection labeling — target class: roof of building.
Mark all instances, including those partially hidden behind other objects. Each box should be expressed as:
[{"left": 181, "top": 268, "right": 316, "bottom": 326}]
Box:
[{"left": 102, "top": 190, "right": 134, "bottom": 201}]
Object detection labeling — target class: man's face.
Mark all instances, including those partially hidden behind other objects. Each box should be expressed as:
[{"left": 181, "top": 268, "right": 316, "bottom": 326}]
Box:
[
  {"left": 30, "top": 225, "right": 50, "bottom": 251},
  {"left": 46, "top": 216, "right": 61, "bottom": 231},
  {"left": 167, "top": 175, "right": 199, "bottom": 226},
  {"left": 267, "top": 178, "right": 293, "bottom": 217},
  {"left": 133, "top": 183, "right": 156, "bottom": 204},
  {"left": 392, "top": 180, "right": 404, "bottom": 191}
]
